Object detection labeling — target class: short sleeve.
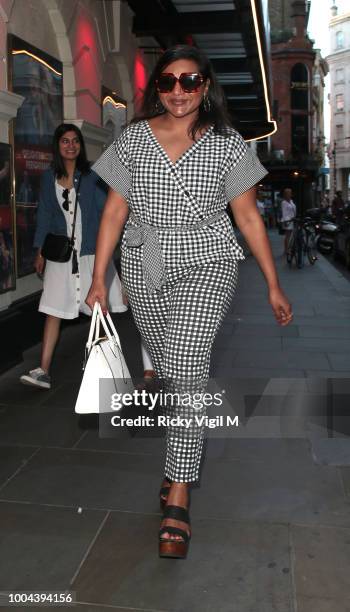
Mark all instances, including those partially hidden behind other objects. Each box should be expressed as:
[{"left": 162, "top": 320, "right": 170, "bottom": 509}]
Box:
[
  {"left": 225, "top": 134, "right": 268, "bottom": 201},
  {"left": 92, "top": 129, "right": 132, "bottom": 199}
]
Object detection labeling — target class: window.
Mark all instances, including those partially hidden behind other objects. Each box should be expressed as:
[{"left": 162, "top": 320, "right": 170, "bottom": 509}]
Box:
[
  {"left": 336, "top": 124, "right": 344, "bottom": 141},
  {"left": 292, "top": 115, "right": 309, "bottom": 156},
  {"left": 336, "top": 93, "right": 344, "bottom": 111},
  {"left": 256, "top": 138, "right": 269, "bottom": 158},
  {"left": 336, "top": 68, "right": 344, "bottom": 82},
  {"left": 291, "top": 63, "right": 309, "bottom": 111},
  {"left": 336, "top": 31, "right": 344, "bottom": 49}
]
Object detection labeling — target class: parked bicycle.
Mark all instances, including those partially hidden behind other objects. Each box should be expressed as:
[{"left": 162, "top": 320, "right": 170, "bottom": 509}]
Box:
[{"left": 286, "top": 217, "right": 318, "bottom": 268}]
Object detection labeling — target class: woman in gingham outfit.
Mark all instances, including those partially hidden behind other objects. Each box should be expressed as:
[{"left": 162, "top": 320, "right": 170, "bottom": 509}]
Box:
[{"left": 87, "top": 45, "right": 293, "bottom": 558}]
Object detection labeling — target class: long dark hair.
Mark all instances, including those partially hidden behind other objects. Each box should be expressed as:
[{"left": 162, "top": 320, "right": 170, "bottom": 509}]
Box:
[
  {"left": 52, "top": 123, "right": 90, "bottom": 178},
  {"left": 132, "top": 45, "right": 232, "bottom": 139}
]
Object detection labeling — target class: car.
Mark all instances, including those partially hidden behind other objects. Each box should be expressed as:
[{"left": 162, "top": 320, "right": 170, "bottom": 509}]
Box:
[{"left": 333, "top": 206, "right": 350, "bottom": 269}]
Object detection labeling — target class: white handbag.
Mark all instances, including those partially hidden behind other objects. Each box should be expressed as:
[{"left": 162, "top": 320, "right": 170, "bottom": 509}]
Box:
[{"left": 75, "top": 302, "right": 134, "bottom": 414}]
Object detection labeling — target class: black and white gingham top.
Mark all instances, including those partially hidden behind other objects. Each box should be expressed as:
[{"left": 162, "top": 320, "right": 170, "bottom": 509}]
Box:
[{"left": 92, "top": 120, "right": 268, "bottom": 269}]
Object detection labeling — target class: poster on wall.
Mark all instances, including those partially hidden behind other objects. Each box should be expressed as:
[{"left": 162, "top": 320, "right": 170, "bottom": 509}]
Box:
[
  {"left": 8, "top": 35, "right": 63, "bottom": 277},
  {"left": 0, "top": 143, "right": 16, "bottom": 293}
]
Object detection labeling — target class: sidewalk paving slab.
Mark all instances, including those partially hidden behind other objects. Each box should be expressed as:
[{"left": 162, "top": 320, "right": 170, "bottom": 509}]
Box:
[
  {"left": 71, "top": 512, "right": 294, "bottom": 612},
  {"left": 291, "top": 524, "right": 350, "bottom": 605},
  {"left": 0, "top": 447, "right": 165, "bottom": 513},
  {"left": 0, "top": 501, "right": 106, "bottom": 592},
  {"left": 0, "top": 446, "right": 39, "bottom": 488},
  {"left": 0, "top": 403, "right": 83, "bottom": 447}
]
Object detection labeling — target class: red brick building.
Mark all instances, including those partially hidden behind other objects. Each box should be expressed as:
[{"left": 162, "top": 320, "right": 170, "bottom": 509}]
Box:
[{"left": 259, "top": 0, "right": 327, "bottom": 212}]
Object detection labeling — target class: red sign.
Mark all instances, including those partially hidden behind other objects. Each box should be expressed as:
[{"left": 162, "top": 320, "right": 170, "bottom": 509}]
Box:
[{"left": 15, "top": 146, "right": 52, "bottom": 175}]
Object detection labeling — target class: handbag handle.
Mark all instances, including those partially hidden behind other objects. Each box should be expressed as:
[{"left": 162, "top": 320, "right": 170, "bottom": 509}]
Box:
[
  {"left": 86, "top": 302, "right": 100, "bottom": 351},
  {"left": 86, "top": 302, "right": 122, "bottom": 351},
  {"left": 96, "top": 303, "right": 122, "bottom": 349}
]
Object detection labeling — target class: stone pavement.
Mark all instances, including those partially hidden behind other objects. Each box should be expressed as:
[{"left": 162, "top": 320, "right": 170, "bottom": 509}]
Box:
[{"left": 0, "top": 230, "right": 350, "bottom": 612}]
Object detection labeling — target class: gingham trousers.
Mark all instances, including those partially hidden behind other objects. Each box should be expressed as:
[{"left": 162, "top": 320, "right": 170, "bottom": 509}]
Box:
[{"left": 121, "top": 253, "right": 238, "bottom": 482}]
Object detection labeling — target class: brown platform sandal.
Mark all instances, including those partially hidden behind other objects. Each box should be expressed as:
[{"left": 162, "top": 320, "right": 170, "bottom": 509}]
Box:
[
  {"left": 159, "top": 477, "right": 172, "bottom": 510},
  {"left": 159, "top": 505, "right": 191, "bottom": 559}
]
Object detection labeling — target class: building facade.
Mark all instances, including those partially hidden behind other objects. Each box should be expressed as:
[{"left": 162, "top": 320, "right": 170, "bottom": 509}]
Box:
[
  {"left": 327, "top": 3, "right": 350, "bottom": 201},
  {"left": 0, "top": 0, "right": 154, "bottom": 314},
  {"left": 259, "top": 0, "right": 327, "bottom": 212},
  {"left": 269, "top": 0, "right": 297, "bottom": 42}
]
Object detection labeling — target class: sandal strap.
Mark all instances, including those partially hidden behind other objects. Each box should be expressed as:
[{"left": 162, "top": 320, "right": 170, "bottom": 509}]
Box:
[
  {"left": 159, "top": 526, "right": 190, "bottom": 542},
  {"left": 163, "top": 505, "right": 189, "bottom": 523}
]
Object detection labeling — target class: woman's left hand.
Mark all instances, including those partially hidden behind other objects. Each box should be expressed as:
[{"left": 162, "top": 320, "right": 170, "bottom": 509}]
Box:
[{"left": 269, "top": 286, "right": 293, "bottom": 326}]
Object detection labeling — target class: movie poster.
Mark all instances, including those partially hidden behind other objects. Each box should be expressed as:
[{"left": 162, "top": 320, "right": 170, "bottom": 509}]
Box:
[{"left": 9, "top": 35, "right": 63, "bottom": 276}]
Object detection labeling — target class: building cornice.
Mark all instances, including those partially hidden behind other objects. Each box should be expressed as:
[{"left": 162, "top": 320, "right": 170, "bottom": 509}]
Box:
[
  {"left": 326, "top": 48, "right": 350, "bottom": 61},
  {"left": 0, "top": 90, "right": 24, "bottom": 123},
  {"left": 329, "top": 12, "right": 350, "bottom": 27},
  {"left": 272, "top": 47, "right": 316, "bottom": 59}
]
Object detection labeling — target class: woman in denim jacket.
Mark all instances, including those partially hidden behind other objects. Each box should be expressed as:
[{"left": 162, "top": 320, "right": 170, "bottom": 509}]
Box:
[{"left": 20, "top": 124, "right": 126, "bottom": 389}]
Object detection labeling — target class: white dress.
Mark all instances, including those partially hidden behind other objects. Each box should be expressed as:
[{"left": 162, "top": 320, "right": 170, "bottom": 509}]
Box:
[{"left": 38, "top": 181, "right": 127, "bottom": 319}]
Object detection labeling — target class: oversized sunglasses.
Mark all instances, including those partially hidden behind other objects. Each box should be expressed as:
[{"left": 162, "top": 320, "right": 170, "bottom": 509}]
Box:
[
  {"left": 156, "top": 72, "right": 205, "bottom": 93},
  {"left": 62, "top": 188, "right": 71, "bottom": 212}
]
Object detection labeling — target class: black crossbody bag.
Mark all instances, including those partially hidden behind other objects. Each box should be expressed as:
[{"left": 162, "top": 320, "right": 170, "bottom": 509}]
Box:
[{"left": 41, "top": 175, "right": 81, "bottom": 274}]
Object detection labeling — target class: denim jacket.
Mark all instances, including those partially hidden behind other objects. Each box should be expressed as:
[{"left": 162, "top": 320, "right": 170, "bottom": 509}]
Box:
[{"left": 33, "top": 167, "right": 108, "bottom": 255}]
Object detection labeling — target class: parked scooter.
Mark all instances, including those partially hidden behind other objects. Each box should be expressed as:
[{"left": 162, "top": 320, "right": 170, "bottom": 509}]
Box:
[
  {"left": 333, "top": 205, "right": 350, "bottom": 268},
  {"left": 306, "top": 208, "right": 338, "bottom": 255}
]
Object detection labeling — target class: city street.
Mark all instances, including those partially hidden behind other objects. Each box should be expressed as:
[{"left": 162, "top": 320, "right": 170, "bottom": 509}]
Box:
[{"left": 0, "top": 230, "right": 350, "bottom": 612}]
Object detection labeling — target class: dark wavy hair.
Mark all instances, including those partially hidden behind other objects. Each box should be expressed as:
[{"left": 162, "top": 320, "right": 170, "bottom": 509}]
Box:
[
  {"left": 52, "top": 123, "right": 90, "bottom": 178},
  {"left": 131, "top": 45, "right": 232, "bottom": 139}
]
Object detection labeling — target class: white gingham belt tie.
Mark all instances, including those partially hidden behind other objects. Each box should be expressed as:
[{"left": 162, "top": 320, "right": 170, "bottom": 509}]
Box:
[{"left": 125, "top": 210, "right": 226, "bottom": 294}]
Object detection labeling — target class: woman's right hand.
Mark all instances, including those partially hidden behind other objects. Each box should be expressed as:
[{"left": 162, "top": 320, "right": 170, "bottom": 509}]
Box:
[
  {"left": 85, "top": 279, "right": 108, "bottom": 313},
  {"left": 34, "top": 251, "right": 45, "bottom": 276}
]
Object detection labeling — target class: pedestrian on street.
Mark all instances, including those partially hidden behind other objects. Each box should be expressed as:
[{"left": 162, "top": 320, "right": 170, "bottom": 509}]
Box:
[
  {"left": 320, "top": 194, "right": 329, "bottom": 212},
  {"left": 20, "top": 124, "right": 127, "bottom": 390},
  {"left": 281, "top": 188, "right": 297, "bottom": 255},
  {"left": 86, "top": 45, "right": 293, "bottom": 559}
]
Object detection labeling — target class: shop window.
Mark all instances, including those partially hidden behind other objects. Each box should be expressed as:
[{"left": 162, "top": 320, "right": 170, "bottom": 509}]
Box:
[
  {"left": 0, "top": 143, "right": 16, "bottom": 293},
  {"left": 291, "top": 64, "right": 309, "bottom": 157},
  {"left": 336, "top": 31, "right": 344, "bottom": 49},
  {"left": 291, "top": 63, "right": 309, "bottom": 111},
  {"left": 336, "top": 93, "right": 344, "bottom": 112},
  {"left": 292, "top": 115, "right": 309, "bottom": 157},
  {"left": 8, "top": 35, "right": 63, "bottom": 278}
]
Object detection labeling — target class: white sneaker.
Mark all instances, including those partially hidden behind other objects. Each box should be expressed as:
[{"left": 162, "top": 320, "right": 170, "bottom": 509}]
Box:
[{"left": 20, "top": 367, "right": 51, "bottom": 390}]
